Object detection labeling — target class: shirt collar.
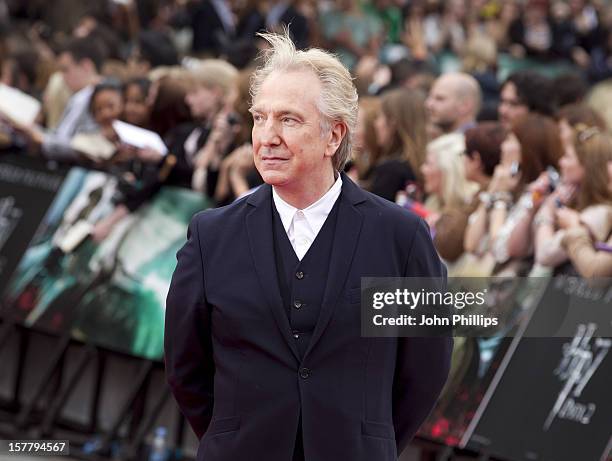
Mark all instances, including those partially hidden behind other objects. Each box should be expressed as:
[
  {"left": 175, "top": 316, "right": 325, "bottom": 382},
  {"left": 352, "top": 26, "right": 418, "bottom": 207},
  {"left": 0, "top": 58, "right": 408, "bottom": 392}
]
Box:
[{"left": 272, "top": 174, "right": 342, "bottom": 233}]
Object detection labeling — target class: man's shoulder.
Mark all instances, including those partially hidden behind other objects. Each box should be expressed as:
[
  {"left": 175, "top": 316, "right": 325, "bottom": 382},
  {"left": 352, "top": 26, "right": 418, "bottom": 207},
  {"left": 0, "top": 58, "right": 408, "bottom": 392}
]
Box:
[
  {"left": 191, "top": 192, "right": 253, "bottom": 228},
  {"left": 356, "top": 187, "right": 423, "bottom": 230}
]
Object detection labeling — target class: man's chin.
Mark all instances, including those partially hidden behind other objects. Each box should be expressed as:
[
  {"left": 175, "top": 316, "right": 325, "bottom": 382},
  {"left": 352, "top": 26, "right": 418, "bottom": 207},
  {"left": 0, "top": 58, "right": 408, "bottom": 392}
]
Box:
[{"left": 260, "top": 171, "right": 288, "bottom": 187}]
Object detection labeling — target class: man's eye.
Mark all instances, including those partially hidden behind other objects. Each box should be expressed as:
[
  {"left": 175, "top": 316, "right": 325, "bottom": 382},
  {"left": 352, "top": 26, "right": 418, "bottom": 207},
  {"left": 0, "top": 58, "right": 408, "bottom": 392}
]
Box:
[
  {"left": 282, "top": 117, "right": 298, "bottom": 125},
  {"left": 253, "top": 114, "right": 264, "bottom": 123}
]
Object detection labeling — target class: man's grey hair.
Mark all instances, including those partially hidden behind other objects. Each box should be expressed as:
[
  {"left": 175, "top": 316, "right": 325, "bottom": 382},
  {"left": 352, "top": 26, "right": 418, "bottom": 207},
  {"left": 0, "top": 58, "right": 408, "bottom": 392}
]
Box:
[{"left": 250, "top": 32, "right": 358, "bottom": 171}]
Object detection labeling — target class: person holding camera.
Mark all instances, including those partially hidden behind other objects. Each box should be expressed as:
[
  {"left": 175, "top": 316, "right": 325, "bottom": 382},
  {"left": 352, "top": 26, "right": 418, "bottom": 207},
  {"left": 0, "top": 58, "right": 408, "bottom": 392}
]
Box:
[
  {"left": 533, "top": 126, "right": 612, "bottom": 274},
  {"left": 463, "top": 113, "right": 562, "bottom": 271},
  {"left": 190, "top": 68, "right": 263, "bottom": 203}
]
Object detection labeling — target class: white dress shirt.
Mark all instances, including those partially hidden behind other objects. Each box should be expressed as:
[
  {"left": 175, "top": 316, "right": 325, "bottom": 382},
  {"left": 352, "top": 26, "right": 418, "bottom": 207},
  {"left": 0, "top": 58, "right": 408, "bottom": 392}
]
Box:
[
  {"left": 42, "top": 85, "right": 98, "bottom": 161},
  {"left": 272, "top": 175, "right": 342, "bottom": 260}
]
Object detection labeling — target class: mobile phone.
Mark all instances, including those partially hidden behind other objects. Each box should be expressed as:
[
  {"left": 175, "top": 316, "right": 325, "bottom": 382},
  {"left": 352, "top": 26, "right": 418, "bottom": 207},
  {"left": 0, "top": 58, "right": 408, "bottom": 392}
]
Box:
[
  {"left": 510, "top": 161, "right": 520, "bottom": 177},
  {"left": 546, "top": 166, "right": 560, "bottom": 192}
]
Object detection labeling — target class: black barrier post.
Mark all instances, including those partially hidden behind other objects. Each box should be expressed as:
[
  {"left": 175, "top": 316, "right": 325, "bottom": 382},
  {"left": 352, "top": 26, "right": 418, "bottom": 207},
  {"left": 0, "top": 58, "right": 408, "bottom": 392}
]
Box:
[
  {"left": 15, "top": 333, "right": 71, "bottom": 430},
  {"left": 0, "top": 317, "right": 14, "bottom": 352},
  {"left": 128, "top": 370, "right": 150, "bottom": 440},
  {"left": 0, "top": 316, "right": 18, "bottom": 415},
  {"left": 96, "top": 360, "right": 154, "bottom": 455},
  {"left": 175, "top": 411, "right": 186, "bottom": 460},
  {"left": 88, "top": 350, "right": 107, "bottom": 433},
  {"left": 12, "top": 327, "right": 30, "bottom": 414},
  {"left": 122, "top": 387, "right": 171, "bottom": 460},
  {"left": 40, "top": 344, "right": 97, "bottom": 437}
]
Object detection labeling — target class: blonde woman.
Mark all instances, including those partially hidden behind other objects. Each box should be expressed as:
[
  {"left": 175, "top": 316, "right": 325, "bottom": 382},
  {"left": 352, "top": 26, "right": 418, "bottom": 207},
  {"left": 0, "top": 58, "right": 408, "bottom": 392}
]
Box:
[{"left": 421, "top": 132, "right": 478, "bottom": 261}]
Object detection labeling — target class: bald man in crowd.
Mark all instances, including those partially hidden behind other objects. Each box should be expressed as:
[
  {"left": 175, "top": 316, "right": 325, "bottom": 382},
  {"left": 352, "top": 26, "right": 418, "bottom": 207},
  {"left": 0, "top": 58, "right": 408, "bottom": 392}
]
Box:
[{"left": 425, "top": 72, "right": 482, "bottom": 136}]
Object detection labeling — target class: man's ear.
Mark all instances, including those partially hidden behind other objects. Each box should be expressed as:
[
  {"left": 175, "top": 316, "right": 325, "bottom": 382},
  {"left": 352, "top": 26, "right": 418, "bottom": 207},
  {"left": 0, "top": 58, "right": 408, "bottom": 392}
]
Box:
[
  {"left": 324, "top": 121, "right": 347, "bottom": 158},
  {"left": 459, "top": 97, "right": 476, "bottom": 119}
]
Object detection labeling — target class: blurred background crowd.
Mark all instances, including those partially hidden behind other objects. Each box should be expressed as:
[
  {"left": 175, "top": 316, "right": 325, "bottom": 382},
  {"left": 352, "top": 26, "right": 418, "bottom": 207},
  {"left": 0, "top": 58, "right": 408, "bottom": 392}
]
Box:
[
  {"left": 0, "top": 1, "right": 612, "bottom": 460},
  {"left": 2, "top": 0, "right": 612, "bottom": 281}
]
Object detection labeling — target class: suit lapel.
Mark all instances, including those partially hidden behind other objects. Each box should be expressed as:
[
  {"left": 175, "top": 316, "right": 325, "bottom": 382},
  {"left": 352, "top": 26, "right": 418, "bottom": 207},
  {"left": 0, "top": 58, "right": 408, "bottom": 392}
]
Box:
[
  {"left": 305, "top": 174, "right": 365, "bottom": 358},
  {"left": 246, "top": 185, "right": 300, "bottom": 362}
]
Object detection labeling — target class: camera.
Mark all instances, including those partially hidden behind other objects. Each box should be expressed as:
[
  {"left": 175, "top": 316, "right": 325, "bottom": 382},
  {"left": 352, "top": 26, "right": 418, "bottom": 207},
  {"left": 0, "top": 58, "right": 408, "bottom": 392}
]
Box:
[{"left": 546, "top": 166, "right": 560, "bottom": 193}]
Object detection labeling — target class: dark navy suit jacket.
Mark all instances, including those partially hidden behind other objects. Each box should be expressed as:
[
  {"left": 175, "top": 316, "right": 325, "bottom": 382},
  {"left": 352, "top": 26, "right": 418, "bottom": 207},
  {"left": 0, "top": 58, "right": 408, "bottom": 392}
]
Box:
[{"left": 165, "top": 173, "right": 452, "bottom": 461}]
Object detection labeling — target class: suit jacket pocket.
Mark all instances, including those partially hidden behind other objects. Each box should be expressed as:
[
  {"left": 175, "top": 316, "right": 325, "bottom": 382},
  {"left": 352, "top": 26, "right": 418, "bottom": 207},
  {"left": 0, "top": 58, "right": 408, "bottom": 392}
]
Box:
[
  {"left": 361, "top": 420, "right": 395, "bottom": 440},
  {"left": 207, "top": 416, "right": 241, "bottom": 436}
]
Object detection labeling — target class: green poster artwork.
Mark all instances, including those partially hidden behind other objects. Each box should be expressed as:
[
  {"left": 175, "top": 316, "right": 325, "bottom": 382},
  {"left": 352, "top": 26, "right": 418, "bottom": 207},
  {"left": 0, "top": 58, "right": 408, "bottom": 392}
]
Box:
[{"left": 3, "top": 167, "right": 212, "bottom": 360}]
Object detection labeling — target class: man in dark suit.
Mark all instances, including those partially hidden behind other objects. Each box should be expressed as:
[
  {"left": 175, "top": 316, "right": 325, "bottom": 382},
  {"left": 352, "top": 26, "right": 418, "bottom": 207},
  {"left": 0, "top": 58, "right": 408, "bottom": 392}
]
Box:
[{"left": 165, "top": 32, "right": 452, "bottom": 461}]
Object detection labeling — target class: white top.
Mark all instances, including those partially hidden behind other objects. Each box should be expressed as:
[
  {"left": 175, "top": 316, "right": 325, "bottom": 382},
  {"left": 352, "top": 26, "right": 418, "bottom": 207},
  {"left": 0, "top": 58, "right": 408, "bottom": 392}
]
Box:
[
  {"left": 42, "top": 85, "right": 97, "bottom": 161},
  {"left": 272, "top": 175, "right": 342, "bottom": 260}
]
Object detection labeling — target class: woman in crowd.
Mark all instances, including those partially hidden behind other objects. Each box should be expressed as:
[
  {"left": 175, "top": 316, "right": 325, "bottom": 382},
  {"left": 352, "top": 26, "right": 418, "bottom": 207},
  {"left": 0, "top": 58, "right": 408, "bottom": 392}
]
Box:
[
  {"left": 164, "top": 59, "right": 237, "bottom": 193},
  {"left": 147, "top": 70, "right": 195, "bottom": 141},
  {"left": 533, "top": 127, "right": 612, "bottom": 275},
  {"left": 557, "top": 103, "right": 607, "bottom": 148},
  {"left": 464, "top": 113, "right": 562, "bottom": 270},
  {"left": 213, "top": 68, "right": 263, "bottom": 205},
  {"left": 352, "top": 96, "right": 381, "bottom": 185},
  {"left": 69, "top": 80, "right": 123, "bottom": 164},
  {"left": 122, "top": 77, "right": 151, "bottom": 128},
  {"left": 557, "top": 161, "right": 612, "bottom": 277},
  {"left": 90, "top": 80, "right": 123, "bottom": 141},
  {"left": 88, "top": 73, "right": 193, "bottom": 241},
  {"left": 425, "top": 122, "right": 506, "bottom": 262},
  {"left": 369, "top": 87, "right": 427, "bottom": 202},
  {"left": 420, "top": 132, "right": 477, "bottom": 265},
  {"left": 491, "top": 105, "right": 606, "bottom": 271}
]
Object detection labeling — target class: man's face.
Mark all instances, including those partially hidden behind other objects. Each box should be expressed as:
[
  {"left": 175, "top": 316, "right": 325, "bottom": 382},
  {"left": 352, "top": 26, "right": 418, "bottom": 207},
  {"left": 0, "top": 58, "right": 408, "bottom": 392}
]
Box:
[
  {"left": 185, "top": 85, "right": 221, "bottom": 120},
  {"left": 425, "top": 78, "right": 460, "bottom": 132},
  {"left": 58, "top": 52, "right": 91, "bottom": 93},
  {"left": 250, "top": 69, "right": 336, "bottom": 192},
  {"left": 498, "top": 82, "right": 528, "bottom": 130}
]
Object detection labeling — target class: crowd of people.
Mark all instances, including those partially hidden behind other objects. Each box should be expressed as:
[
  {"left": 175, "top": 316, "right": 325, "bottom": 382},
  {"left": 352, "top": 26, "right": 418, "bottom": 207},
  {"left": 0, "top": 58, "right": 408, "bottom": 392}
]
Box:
[{"left": 1, "top": 0, "right": 612, "bottom": 280}]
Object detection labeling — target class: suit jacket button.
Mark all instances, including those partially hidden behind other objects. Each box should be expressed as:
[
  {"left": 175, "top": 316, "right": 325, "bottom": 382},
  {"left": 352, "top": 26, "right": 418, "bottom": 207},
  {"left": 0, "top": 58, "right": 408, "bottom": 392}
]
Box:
[
  {"left": 299, "top": 367, "right": 311, "bottom": 379},
  {"left": 295, "top": 271, "right": 304, "bottom": 280},
  {"left": 293, "top": 300, "right": 302, "bottom": 309}
]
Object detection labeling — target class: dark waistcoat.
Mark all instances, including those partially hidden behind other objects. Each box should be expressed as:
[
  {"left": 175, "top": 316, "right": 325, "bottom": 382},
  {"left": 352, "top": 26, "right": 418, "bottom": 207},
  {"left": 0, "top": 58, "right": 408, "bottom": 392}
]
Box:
[
  {"left": 271, "top": 196, "right": 341, "bottom": 360},
  {"left": 272, "top": 196, "right": 341, "bottom": 461}
]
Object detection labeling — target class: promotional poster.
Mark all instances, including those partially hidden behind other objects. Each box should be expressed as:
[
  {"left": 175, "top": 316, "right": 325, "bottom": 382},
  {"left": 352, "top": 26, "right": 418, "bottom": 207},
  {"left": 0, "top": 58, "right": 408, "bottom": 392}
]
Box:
[{"left": 2, "top": 165, "right": 211, "bottom": 360}]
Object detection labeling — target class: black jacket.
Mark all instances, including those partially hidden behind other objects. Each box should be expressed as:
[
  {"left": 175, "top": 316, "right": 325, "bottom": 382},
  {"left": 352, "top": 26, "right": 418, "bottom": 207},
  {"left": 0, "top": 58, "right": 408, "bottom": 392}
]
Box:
[{"left": 165, "top": 173, "right": 452, "bottom": 460}]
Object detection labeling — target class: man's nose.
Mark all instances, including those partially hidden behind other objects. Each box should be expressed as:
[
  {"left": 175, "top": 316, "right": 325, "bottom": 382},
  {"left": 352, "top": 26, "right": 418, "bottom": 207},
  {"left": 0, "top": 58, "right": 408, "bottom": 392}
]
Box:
[{"left": 259, "top": 119, "right": 281, "bottom": 146}]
